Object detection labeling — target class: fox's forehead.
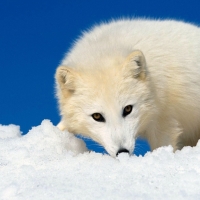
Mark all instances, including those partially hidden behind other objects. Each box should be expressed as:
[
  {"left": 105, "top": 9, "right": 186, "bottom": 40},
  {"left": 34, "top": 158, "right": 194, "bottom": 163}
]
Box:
[{"left": 76, "top": 67, "right": 135, "bottom": 107}]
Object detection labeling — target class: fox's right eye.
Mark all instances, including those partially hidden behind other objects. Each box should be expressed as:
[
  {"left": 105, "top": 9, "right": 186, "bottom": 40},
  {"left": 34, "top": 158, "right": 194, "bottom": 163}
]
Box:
[
  {"left": 122, "top": 105, "right": 133, "bottom": 117},
  {"left": 91, "top": 113, "right": 105, "bottom": 122}
]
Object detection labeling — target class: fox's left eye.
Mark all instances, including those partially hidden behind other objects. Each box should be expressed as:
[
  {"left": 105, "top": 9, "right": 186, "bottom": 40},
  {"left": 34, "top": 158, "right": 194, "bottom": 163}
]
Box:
[
  {"left": 122, "top": 105, "right": 133, "bottom": 117},
  {"left": 91, "top": 113, "right": 105, "bottom": 122}
]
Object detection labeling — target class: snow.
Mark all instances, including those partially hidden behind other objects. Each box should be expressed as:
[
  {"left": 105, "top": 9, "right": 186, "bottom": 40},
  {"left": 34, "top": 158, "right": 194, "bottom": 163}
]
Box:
[{"left": 1, "top": 120, "right": 200, "bottom": 199}]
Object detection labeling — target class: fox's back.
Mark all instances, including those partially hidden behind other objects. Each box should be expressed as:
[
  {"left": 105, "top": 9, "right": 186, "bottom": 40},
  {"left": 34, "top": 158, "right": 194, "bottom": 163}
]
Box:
[{"left": 62, "top": 19, "right": 200, "bottom": 73}]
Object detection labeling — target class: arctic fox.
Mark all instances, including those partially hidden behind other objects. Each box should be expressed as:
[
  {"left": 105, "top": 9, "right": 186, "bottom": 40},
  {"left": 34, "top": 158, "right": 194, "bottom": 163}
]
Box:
[{"left": 55, "top": 19, "right": 200, "bottom": 157}]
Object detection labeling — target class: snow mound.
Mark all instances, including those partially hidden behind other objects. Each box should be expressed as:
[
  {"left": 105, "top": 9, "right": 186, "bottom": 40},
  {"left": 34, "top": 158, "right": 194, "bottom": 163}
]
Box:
[{"left": 0, "top": 120, "right": 200, "bottom": 199}]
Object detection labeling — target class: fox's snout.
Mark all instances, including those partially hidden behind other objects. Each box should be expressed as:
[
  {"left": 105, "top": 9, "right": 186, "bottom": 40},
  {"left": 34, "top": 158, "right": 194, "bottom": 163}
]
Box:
[{"left": 116, "top": 148, "right": 130, "bottom": 156}]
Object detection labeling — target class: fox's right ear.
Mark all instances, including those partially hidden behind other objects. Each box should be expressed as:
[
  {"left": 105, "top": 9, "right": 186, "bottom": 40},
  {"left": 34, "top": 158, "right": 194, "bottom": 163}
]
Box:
[{"left": 55, "top": 66, "right": 77, "bottom": 92}]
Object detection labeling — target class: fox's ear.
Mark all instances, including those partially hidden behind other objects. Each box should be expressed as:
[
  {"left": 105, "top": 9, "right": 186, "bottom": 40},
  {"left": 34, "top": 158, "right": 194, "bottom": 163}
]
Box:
[
  {"left": 123, "top": 50, "right": 147, "bottom": 80},
  {"left": 55, "top": 66, "right": 78, "bottom": 92}
]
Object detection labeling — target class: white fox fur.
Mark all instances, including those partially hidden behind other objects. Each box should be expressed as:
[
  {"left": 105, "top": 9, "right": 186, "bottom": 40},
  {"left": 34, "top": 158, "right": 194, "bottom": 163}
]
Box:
[{"left": 55, "top": 19, "right": 200, "bottom": 157}]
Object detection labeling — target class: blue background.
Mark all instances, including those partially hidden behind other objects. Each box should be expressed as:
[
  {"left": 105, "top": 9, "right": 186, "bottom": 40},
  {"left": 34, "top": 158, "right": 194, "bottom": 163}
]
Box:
[{"left": 1, "top": 0, "right": 200, "bottom": 156}]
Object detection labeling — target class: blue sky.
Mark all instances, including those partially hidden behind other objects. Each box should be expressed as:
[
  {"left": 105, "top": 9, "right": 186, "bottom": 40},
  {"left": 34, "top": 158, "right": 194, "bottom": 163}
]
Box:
[{"left": 1, "top": 0, "right": 200, "bottom": 155}]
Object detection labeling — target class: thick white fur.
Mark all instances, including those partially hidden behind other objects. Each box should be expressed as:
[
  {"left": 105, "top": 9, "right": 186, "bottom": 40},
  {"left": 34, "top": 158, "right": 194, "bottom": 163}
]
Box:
[{"left": 55, "top": 19, "right": 200, "bottom": 157}]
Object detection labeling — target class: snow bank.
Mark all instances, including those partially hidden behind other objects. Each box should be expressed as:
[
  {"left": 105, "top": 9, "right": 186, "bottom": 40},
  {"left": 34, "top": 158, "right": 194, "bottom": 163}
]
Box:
[{"left": 1, "top": 120, "right": 200, "bottom": 199}]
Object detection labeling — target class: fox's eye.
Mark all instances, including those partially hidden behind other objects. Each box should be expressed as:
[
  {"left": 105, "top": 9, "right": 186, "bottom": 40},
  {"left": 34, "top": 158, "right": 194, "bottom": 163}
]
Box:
[
  {"left": 91, "top": 113, "right": 105, "bottom": 122},
  {"left": 123, "top": 105, "right": 133, "bottom": 117}
]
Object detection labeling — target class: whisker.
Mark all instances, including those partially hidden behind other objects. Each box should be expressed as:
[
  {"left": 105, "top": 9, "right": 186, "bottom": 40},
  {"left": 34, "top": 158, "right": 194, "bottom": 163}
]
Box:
[
  {"left": 134, "top": 138, "right": 150, "bottom": 156},
  {"left": 76, "top": 136, "right": 106, "bottom": 153}
]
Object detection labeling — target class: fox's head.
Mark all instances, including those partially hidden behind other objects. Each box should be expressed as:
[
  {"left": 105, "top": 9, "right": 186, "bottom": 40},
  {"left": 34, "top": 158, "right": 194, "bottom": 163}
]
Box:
[{"left": 55, "top": 50, "right": 154, "bottom": 157}]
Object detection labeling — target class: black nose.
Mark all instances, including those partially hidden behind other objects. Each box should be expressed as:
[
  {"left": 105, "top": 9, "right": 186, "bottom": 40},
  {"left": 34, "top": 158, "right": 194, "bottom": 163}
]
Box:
[{"left": 116, "top": 148, "right": 129, "bottom": 156}]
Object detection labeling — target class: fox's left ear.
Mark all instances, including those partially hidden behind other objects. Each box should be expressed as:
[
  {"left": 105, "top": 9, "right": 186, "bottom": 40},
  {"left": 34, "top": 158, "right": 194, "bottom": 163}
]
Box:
[{"left": 123, "top": 50, "right": 147, "bottom": 80}]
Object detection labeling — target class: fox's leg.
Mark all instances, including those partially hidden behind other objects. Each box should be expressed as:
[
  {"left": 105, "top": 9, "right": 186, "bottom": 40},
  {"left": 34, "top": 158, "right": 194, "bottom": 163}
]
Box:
[
  {"left": 146, "top": 118, "right": 182, "bottom": 152},
  {"left": 176, "top": 129, "right": 200, "bottom": 150},
  {"left": 57, "top": 120, "right": 66, "bottom": 131}
]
